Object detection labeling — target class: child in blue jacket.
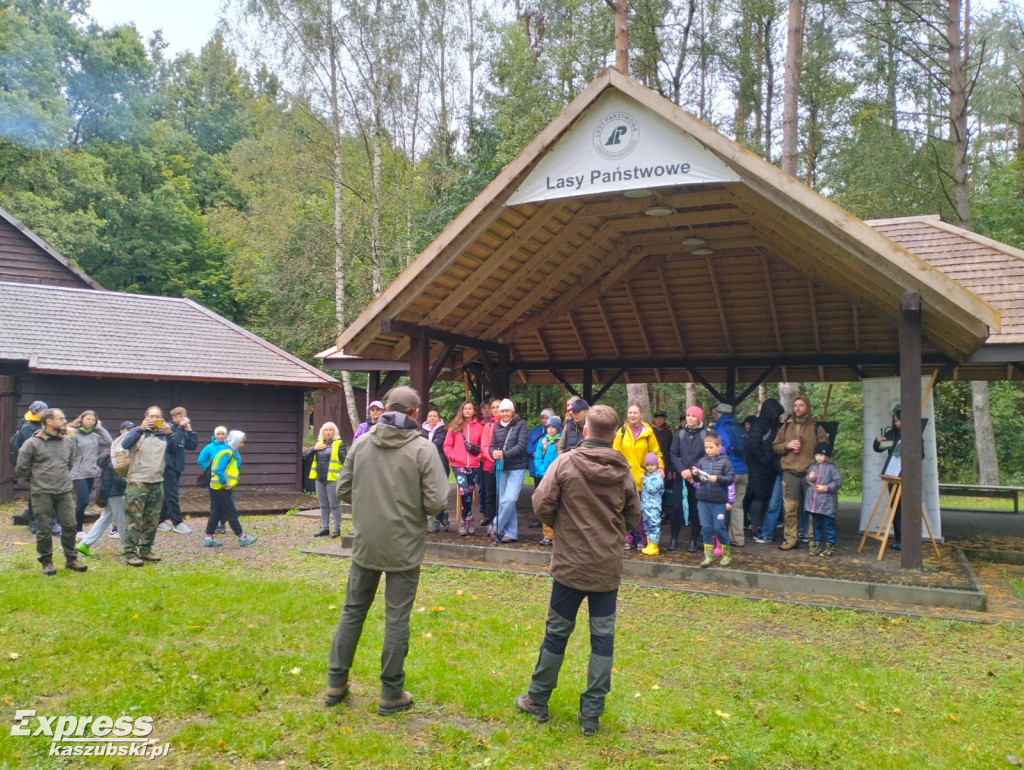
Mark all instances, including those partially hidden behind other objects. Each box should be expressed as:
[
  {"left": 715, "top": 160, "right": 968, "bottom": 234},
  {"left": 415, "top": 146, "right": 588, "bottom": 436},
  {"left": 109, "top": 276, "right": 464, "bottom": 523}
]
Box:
[
  {"left": 532, "top": 417, "right": 561, "bottom": 546},
  {"left": 692, "top": 432, "right": 735, "bottom": 567}
]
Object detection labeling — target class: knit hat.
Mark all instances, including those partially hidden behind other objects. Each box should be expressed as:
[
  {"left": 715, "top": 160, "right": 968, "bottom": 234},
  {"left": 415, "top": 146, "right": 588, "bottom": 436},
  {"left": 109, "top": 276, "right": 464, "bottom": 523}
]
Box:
[
  {"left": 498, "top": 398, "right": 516, "bottom": 413},
  {"left": 570, "top": 398, "right": 589, "bottom": 413},
  {"left": 547, "top": 416, "right": 562, "bottom": 431},
  {"left": 28, "top": 400, "right": 47, "bottom": 414},
  {"left": 715, "top": 403, "right": 733, "bottom": 414},
  {"left": 813, "top": 442, "right": 831, "bottom": 456},
  {"left": 685, "top": 405, "right": 703, "bottom": 421},
  {"left": 892, "top": 403, "right": 901, "bottom": 415},
  {"left": 644, "top": 452, "right": 659, "bottom": 466},
  {"left": 386, "top": 387, "right": 420, "bottom": 411},
  {"left": 540, "top": 408, "right": 554, "bottom": 419}
]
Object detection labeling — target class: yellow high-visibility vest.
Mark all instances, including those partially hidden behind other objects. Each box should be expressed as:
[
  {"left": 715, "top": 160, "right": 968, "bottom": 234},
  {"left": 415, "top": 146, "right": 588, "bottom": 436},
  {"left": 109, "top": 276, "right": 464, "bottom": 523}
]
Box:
[
  {"left": 309, "top": 439, "right": 343, "bottom": 481},
  {"left": 210, "top": 448, "right": 239, "bottom": 490}
]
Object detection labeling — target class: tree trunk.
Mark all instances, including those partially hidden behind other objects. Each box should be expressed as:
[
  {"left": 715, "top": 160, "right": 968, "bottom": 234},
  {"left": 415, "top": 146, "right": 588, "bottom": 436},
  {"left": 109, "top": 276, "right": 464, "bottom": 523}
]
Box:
[
  {"left": 626, "top": 383, "right": 650, "bottom": 421},
  {"left": 781, "top": 0, "right": 803, "bottom": 175},
  {"left": 948, "top": 0, "right": 971, "bottom": 229},
  {"left": 972, "top": 380, "right": 1000, "bottom": 484},
  {"left": 686, "top": 382, "right": 696, "bottom": 409},
  {"left": 328, "top": 5, "right": 361, "bottom": 433},
  {"left": 1018, "top": 48, "right": 1024, "bottom": 159},
  {"left": 778, "top": 382, "right": 800, "bottom": 417}
]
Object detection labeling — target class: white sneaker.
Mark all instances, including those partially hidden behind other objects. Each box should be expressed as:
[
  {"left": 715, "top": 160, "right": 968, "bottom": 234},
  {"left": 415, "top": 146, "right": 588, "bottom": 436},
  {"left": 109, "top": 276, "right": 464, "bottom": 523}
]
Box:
[
  {"left": 109, "top": 528, "right": 119, "bottom": 539},
  {"left": 173, "top": 522, "right": 192, "bottom": 534},
  {"left": 157, "top": 522, "right": 173, "bottom": 532}
]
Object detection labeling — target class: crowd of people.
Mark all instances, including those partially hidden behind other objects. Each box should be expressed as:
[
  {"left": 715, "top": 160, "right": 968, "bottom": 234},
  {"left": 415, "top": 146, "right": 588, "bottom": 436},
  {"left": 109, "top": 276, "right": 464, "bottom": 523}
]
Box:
[{"left": 12, "top": 401, "right": 257, "bottom": 573}]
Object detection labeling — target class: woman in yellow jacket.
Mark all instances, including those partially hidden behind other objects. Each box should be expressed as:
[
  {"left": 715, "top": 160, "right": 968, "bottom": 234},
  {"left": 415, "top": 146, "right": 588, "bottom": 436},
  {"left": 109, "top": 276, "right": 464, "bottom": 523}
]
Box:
[
  {"left": 613, "top": 404, "right": 664, "bottom": 486},
  {"left": 613, "top": 404, "right": 664, "bottom": 550}
]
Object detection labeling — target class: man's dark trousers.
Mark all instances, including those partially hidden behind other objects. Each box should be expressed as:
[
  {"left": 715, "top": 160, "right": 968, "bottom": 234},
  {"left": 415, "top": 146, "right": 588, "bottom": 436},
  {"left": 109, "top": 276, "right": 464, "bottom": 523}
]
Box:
[{"left": 160, "top": 468, "right": 183, "bottom": 526}]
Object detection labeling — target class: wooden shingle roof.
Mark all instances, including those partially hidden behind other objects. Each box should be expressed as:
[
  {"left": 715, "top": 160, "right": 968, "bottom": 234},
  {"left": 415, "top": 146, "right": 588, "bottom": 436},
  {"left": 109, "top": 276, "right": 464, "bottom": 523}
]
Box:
[
  {"left": 0, "top": 282, "right": 337, "bottom": 387},
  {"left": 869, "top": 215, "right": 1024, "bottom": 346},
  {"left": 332, "top": 70, "right": 998, "bottom": 386}
]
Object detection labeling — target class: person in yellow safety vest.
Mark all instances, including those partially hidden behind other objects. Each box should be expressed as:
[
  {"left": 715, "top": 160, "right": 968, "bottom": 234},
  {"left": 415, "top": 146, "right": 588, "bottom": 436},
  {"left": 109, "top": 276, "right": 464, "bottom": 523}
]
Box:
[
  {"left": 202, "top": 430, "right": 257, "bottom": 548},
  {"left": 305, "top": 422, "right": 347, "bottom": 538}
]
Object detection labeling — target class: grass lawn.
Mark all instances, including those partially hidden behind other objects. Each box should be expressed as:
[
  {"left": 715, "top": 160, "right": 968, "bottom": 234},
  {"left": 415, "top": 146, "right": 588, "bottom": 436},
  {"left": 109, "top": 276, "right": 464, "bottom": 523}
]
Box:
[{"left": 2, "top": 517, "right": 1023, "bottom": 768}]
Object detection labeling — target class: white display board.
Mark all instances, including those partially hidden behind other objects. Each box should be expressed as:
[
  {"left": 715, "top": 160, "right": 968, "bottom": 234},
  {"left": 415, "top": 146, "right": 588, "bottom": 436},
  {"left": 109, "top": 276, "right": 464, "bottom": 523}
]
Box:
[
  {"left": 507, "top": 92, "right": 741, "bottom": 206},
  {"left": 860, "top": 377, "right": 942, "bottom": 541}
]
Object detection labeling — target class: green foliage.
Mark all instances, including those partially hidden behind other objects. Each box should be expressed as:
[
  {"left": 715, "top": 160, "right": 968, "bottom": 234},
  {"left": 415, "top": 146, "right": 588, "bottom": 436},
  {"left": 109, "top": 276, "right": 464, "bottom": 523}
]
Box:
[{"left": 973, "top": 159, "right": 1024, "bottom": 251}]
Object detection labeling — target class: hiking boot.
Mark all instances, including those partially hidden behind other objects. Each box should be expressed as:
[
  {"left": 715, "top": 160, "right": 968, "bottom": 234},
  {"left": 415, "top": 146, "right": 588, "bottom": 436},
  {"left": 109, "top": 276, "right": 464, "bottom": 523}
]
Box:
[
  {"left": 76, "top": 542, "right": 94, "bottom": 557},
  {"left": 577, "top": 711, "right": 600, "bottom": 736},
  {"left": 529, "top": 518, "right": 542, "bottom": 528},
  {"left": 65, "top": 559, "right": 88, "bottom": 572},
  {"left": 515, "top": 695, "right": 550, "bottom": 723},
  {"left": 378, "top": 691, "right": 413, "bottom": 715},
  {"left": 779, "top": 540, "right": 798, "bottom": 550},
  {"left": 41, "top": 562, "right": 56, "bottom": 576},
  {"left": 157, "top": 522, "right": 173, "bottom": 532},
  {"left": 313, "top": 527, "right": 329, "bottom": 537},
  {"left": 238, "top": 534, "right": 258, "bottom": 547},
  {"left": 126, "top": 554, "right": 144, "bottom": 567},
  {"left": 428, "top": 517, "right": 441, "bottom": 534},
  {"left": 821, "top": 543, "right": 836, "bottom": 558},
  {"left": 138, "top": 552, "right": 161, "bottom": 562},
  {"left": 440, "top": 511, "right": 450, "bottom": 532},
  {"left": 324, "top": 683, "right": 349, "bottom": 707},
  {"left": 202, "top": 537, "right": 223, "bottom": 548}
]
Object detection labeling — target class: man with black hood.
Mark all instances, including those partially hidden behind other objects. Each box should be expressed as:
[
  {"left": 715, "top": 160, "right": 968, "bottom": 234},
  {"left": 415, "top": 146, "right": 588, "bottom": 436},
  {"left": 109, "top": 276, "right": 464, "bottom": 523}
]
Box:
[
  {"left": 325, "top": 386, "right": 449, "bottom": 716},
  {"left": 747, "top": 398, "right": 785, "bottom": 544}
]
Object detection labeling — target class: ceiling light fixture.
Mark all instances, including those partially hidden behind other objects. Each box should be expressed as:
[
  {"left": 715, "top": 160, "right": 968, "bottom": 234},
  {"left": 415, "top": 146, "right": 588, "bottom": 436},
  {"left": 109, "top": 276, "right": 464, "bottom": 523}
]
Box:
[
  {"left": 681, "top": 237, "right": 706, "bottom": 248},
  {"left": 691, "top": 247, "right": 715, "bottom": 256},
  {"left": 622, "top": 188, "right": 654, "bottom": 199},
  {"left": 644, "top": 206, "right": 674, "bottom": 217}
]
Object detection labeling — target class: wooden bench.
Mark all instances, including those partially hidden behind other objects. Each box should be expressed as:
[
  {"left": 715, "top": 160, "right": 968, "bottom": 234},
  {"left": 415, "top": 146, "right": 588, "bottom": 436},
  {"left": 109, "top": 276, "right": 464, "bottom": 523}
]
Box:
[{"left": 938, "top": 484, "right": 1024, "bottom": 513}]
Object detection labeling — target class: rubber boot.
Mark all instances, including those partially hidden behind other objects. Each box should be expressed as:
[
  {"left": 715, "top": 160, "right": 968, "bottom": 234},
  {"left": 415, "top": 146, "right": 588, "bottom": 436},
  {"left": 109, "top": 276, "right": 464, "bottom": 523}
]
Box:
[
  {"left": 687, "top": 536, "right": 697, "bottom": 553},
  {"left": 713, "top": 537, "right": 722, "bottom": 556},
  {"left": 641, "top": 540, "right": 659, "bottom": 556},
  {"left": 719, "top": 544, "right": 731, "bottom": 567},
  {"left": 668, "top": 535, "right": 678, "bottom": 551},
  {"left": 700, "top": 544, "right": 714, "bottom": 567}
]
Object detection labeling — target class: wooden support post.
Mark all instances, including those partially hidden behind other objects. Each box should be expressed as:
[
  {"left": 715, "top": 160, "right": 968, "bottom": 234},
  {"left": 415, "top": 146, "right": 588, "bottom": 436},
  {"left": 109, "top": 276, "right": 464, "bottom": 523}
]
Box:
[
  {"left": 583, "top": 366, "right": 593, "bottom": 404},
  {"left": 725, "top": 364, "right": 736, "bottom": 404},
  {"left": 900, "top": 292, "right": 923, "bottom": 569},
  {"left": 368, "top": 371, "right": 381, "bottom": 404},
  {"left": 410, "top": 332, "right": 431, "bottom": 412},
  {"left": 497, "top": 350, "right": 512, "bottom": 397}
]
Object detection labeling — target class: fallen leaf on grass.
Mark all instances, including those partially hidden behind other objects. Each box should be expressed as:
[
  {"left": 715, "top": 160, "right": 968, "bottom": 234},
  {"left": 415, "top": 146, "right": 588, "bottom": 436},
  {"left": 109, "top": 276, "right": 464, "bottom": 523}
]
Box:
[
  {"left": 422, "top": 632, "right": 433, "bottom": 638},
  {"left": 714, "top": 710, "right": 731, "bottom": 720},
  {"left": 948, "top": 713, "right": 960, "bottom": 722},
  {"left": 13, "top": 542, "right": 30, "bottom": 546},
  {"left": 710, "top": 756, "right": 730, "bottom": 763},
  {"left": 289, "top": 667, "right": 301, "bottom": 675},
  {"left": 456, "top": 590, "right": 464, "bottom": 597},
  {"left": 855, "top": 703, "right": 869, "bottom": 712},
  {"left": 218, "top": 739, "right": 227, "bottom": 749},
  {"left": 328, "top": 604, "right": 337, "bottom": 611},
  {"left": 1006, "top": 755, "right": 1021, "bottom": 766},
  {"left": 891, "top": 708, "right": 903, "bottom": 715},
  {"left": 430, "top": 606, "right": 445, "bottom": 613},
  {"left": 131, "top": 614, "right": 139, "bottom": 620},
  {"left": 650, "top": 684, "right": 660, "bottom": 690},
  {"left": 634, "top": 693, "right": 642, "bottom": 698},
  {"left": 8, "top": 653, "right": 19, "bottom": 660}
]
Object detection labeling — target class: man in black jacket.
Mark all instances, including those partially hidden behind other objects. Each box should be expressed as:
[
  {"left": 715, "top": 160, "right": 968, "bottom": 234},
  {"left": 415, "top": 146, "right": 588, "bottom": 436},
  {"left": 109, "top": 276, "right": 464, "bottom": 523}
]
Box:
[
  {"left": 668, "top": 406, "right": 708, "bottom": 552},
  {"left": 157, "top": 406, "right": 198, "bottom": 534},
  {"left": 747, "top": 399, "right": 785, "bottom": 544}
]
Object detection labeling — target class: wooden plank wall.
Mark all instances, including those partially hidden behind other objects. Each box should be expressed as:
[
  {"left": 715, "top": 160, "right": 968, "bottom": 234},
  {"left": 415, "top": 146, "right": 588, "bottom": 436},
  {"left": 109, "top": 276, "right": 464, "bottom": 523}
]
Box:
[
  {"left": 0, "top": 218, "right": 93, "bottom": 288},
  {"left": 313, "top": 386, "right": 366, "bottom": 446},
  {"left": 0, "top": 375, "right": 18, "bottom": 503},
  {"left": 8, "top": 373, "right": 306, "bottom": 489}
]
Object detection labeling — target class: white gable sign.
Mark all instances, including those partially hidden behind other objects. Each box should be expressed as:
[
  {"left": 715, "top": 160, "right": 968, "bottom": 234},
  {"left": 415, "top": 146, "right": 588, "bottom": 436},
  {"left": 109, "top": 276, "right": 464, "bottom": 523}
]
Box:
[{"left": 507, "top": 91, "right": 741, "bottom": 206}]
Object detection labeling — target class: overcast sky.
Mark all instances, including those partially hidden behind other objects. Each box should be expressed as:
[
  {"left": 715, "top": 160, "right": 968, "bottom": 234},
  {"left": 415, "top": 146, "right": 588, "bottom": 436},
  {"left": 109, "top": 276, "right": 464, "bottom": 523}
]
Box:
[{"left": 87, "top": 0, "right": 223, "bottom": 56}]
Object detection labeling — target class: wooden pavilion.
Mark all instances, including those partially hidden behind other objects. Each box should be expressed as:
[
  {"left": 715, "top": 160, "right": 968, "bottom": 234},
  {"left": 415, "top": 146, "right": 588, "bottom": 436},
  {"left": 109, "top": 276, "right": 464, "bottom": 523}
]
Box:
[{"left": 320, "top": 69, "right": 1006, "bottom": 568}]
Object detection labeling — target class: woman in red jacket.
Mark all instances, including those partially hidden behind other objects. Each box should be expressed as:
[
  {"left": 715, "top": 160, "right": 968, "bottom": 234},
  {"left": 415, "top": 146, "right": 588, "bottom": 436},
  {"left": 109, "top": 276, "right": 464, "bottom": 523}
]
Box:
[{"left": 444, "top": 401, "right": 484, "bottom": 536}]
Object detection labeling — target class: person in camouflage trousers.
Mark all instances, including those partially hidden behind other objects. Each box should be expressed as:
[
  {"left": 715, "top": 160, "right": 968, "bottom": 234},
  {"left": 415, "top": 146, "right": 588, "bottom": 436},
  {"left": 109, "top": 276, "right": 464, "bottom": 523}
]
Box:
[{"left": 121, "top": 406, "right": 171, "bottom": 567}]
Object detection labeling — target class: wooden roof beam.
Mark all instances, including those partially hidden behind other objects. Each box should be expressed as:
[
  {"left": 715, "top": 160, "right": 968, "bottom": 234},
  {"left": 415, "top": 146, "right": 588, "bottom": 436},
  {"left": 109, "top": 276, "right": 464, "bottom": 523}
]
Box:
[
  {"left": 758, "top": 252, "right": 784, "bottom": 353},
  {"left": 567, "top": 312, "right": 588, "bottom": 357},
  {"left": 656, "top": 262, "right": 687, "bottom": 356},
  {"left": 596, "top": 301, "right": 623, "bottom": 359},
  {"left": 705, "top": 254, "right": 733, "bottom": 356},
  {"left": 624, "top": 281, "right": 654, "bottom": 358}
]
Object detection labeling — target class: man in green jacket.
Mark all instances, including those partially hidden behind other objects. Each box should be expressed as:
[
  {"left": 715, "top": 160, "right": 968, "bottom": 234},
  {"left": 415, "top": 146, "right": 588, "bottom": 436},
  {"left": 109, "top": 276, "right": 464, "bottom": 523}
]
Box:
[
  {"left": 325, "top": 386, "right": 449, "bottom": 716},
  {"left": 15, "top": 408, "right": 88, "bottom": 575}
]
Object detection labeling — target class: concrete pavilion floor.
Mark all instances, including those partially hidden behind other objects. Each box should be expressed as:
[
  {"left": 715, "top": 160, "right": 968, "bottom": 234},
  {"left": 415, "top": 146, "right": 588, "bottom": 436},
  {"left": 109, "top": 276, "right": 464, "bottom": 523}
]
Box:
[{"left": 300, "top": 484, "right": 1024, "bottom": 625}]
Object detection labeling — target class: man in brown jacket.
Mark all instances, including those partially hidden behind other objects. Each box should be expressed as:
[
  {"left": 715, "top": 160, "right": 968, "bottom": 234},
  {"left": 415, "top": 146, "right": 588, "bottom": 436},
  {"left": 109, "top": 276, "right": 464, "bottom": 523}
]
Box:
[
  {"left": 772, "top": 395, "right": 828, "bottom": 550},
  {"left": 515, "top": 404, "right": 641, "bottom": 736}
]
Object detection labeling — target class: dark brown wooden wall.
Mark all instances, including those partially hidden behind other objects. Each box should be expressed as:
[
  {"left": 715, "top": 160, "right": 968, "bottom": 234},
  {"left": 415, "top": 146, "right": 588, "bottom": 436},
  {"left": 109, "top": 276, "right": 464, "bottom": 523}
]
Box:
[
  {"left": 0, "top": 217, "right": 94, "bottom": 288},
  {"left": 0, "top": 376, "right": 18, "bottom": 502},
  {"left": 1, "top": 370, "right": 307, "bottom": 490},
  {"left": 313, "top": 386, "right": 366, "bottom": 446}
]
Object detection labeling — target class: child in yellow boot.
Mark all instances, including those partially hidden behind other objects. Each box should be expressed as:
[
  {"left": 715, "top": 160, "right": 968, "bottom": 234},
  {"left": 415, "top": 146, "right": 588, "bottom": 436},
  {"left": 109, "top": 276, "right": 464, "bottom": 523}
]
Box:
[
  {"left": 640, "top": 453, "right": 664, "bottom": 556},
  {"left": 692, "top": 433, "right": 735, "bottom": 567}
]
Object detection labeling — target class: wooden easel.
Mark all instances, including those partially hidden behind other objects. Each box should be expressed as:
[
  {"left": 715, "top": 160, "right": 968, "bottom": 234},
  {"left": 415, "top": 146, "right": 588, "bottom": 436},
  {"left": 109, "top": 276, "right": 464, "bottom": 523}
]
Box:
[{"left": 858, "top": 474, "right": 940, "bottom": 560}]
